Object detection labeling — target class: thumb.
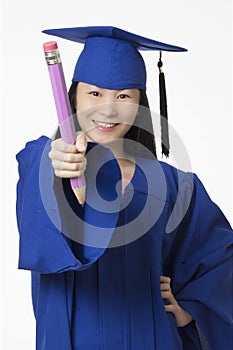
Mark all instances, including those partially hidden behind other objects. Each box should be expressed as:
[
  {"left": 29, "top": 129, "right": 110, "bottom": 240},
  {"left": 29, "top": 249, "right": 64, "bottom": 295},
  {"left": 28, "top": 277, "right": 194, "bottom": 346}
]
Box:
[{"left": 76, "top": 132, "right": 87, "bottom": 153}]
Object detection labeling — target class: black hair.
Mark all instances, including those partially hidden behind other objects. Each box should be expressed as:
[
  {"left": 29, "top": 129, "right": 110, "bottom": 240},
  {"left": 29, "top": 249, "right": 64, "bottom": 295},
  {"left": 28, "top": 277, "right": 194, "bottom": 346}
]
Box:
[
  {"left": 123, "top": 90, "right": 157, "bottom": 159},
  {"left": 56, "top": 82, "right": 157, "bottom": 159}
]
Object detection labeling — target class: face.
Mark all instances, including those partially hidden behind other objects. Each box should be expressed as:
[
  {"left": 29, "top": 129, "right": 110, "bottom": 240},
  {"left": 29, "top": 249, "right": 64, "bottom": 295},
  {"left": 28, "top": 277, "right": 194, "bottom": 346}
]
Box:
[{"left": 76, "top": 82, "right": 140, "bottom": 144}]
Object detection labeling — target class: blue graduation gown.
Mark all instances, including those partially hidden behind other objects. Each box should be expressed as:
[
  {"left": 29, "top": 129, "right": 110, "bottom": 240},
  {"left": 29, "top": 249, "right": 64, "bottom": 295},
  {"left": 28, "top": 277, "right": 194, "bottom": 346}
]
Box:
[{"left": 16, "top": 136, "right": 233, "bottom": 350}]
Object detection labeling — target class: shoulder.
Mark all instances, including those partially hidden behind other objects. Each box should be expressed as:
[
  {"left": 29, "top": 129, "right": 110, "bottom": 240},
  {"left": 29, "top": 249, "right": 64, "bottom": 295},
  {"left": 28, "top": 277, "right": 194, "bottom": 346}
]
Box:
[
  {"left": 159, "top": 161, "right": 196, "bottom": 194},
  {"left": 136, "top": 157, "right": 196, "bottom": 202},
  {"left": 16, "top": 135, "right": 51, "bottom": 162},
  {"left": 17, "top": 135, "right": 51, "bottom": 154},
  {"left": 16, "top": 135, "right": 52, "bottom": 176}
]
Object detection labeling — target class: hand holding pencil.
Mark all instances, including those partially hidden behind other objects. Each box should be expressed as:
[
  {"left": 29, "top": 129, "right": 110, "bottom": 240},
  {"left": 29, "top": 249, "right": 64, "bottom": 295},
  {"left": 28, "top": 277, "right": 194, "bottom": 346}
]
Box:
[
  {"left": 49, "top": 132, "right": 87, "bottom": 204},
  {"left": 43, "top": 41, "right": 86, "bottom": 205}
]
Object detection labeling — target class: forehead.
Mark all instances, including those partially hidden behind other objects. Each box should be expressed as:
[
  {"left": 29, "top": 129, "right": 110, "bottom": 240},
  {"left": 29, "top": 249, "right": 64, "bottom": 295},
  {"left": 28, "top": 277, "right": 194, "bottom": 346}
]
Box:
[{"left": 77, "top": 82, "right": 140, "bottom": 93}]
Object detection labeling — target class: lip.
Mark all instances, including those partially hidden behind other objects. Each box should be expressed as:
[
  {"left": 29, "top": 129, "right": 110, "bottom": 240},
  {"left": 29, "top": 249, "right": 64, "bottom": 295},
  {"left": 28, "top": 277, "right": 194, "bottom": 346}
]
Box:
[{"left": 93, "top": 120, "right": 120, "bottom": 131}]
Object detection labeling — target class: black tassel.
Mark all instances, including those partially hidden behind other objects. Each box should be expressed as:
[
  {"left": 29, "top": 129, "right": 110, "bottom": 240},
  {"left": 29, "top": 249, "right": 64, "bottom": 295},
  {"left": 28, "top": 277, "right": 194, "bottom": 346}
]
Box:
[{"left": 157, "top": 51, "right": 170, "bottom": 157}]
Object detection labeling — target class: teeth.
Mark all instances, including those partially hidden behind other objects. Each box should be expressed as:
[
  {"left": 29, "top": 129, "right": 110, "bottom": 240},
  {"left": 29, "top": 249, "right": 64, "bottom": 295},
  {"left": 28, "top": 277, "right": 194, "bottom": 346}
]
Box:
[{"left": 94, "top": 121, "right": 118, "bottom": 128}]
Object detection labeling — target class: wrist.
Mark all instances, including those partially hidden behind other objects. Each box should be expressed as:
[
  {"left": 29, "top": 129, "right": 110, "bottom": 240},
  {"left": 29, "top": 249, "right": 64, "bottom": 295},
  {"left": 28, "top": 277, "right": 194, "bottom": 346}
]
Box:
[{"left": 175, "top": 305, "right": 193, "bottom": 327}]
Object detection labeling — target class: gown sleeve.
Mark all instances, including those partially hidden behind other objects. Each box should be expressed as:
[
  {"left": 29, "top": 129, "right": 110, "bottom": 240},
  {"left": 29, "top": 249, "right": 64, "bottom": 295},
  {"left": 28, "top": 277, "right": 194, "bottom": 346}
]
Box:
[
  {"left": 16, "top": 136, "right": 106, "bottom": 274},
  {"left": 178, "top": 320, "right": 204, "bottom": 350},
  {"left": 162, "top": 171, "right": 233, "bottom": 350}
]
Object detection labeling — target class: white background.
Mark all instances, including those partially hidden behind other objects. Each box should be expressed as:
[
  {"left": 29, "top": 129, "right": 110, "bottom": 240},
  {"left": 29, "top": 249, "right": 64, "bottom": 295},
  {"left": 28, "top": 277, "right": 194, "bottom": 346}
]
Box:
[{"left": 1, "top": 0, "right": 232, "bottom": 348}]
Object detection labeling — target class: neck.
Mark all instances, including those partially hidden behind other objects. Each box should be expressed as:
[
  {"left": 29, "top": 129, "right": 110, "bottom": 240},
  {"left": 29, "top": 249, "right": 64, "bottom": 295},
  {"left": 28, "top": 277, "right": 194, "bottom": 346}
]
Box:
[{"left": 103, "top": 138, "right": 131, "bottom": 161}]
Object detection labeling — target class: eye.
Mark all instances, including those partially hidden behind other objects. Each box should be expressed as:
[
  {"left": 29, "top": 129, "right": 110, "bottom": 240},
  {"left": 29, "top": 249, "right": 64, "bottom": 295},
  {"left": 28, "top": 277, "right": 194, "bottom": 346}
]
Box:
[
  {"left": 117, "top": 94, "right": 129, "bottom": 99},
  {"left": 90, "top": 91, "right": 101, "bottom": 97}
]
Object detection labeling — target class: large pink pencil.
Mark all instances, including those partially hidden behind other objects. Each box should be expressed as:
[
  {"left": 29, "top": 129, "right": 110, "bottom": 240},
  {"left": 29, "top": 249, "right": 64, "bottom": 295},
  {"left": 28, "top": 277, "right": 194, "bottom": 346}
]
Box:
[{"left": 43, "top": 41, "right": 86, "bottom": 205}]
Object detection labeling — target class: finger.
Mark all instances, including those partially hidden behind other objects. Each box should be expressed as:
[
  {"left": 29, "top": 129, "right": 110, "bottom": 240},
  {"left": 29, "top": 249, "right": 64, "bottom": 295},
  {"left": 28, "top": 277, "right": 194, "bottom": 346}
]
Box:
[
  {"left": 49, "top": 148, "right": 85, "bottom": 164},
  {"left": 161, "top": 290, "right": 178, "bottom": 306},
  {"left": 51, "top": 138, "right": 78, "bottom": 154},
  {"left": 160, "top": 276, "right": 171, "bottom": 284},
  {"left": 161, "top": 290, "right": 172, "bottom": 299},
  {"left": 160, "top": 283, "right": 171, "bottom": 291},
  {"left": 164, "top": 304, "right": 181, "bottom": 318},
  {"left": 63, "top": 152, "right": 85, "bottom": 164},
  {"left": 164, "top": 304, "right": 176, "bottom": 313},
  {"left": 54, "top": 168, "right": 86, "bottom": 179},
  {"left": 76, "top": 132, "right": 87, "bottom": 153},
  {"left": 52, "top": 158, "right": 86, "bottom": 172}
]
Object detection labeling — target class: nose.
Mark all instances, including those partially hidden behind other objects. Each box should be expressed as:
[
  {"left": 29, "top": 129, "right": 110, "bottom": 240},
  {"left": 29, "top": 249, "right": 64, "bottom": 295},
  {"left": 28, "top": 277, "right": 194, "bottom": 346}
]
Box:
[{"left": 98, "top": 101, "right": 117, "bottom": 118}]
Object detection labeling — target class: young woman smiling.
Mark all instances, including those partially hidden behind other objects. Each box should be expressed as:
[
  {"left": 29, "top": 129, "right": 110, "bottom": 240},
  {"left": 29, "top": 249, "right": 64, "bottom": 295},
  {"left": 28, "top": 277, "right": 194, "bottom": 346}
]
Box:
[{"left": 16, "top": 26, "right": 233, "bottom": 350}]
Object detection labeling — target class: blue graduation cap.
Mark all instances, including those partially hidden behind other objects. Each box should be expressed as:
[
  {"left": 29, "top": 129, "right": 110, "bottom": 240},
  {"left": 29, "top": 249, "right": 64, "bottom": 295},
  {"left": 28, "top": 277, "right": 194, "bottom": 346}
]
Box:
[{"left": 42, "top": 26, "right": 187, "bottom": 156}]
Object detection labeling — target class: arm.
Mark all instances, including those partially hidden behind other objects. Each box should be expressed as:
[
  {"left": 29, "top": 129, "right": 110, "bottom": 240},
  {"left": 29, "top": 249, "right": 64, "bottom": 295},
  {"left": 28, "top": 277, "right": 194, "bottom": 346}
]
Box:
[
  {"left": 162, "top": 172, "right": 233, "bottom": 350},
  {"left": 161, "top": 275, "right": 204, "bottom": 350},
  {"left": 16, "top": 135, "right": 101, "bottom": 274},
  {"left": 160, "top": 275, "right": 193, "bottom": 327}
]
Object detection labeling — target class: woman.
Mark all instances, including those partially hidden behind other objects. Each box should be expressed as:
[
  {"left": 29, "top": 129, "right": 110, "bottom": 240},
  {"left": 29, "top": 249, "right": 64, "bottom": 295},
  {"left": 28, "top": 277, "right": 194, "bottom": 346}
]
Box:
[{"left": 16, "top": 26, "right": 232, "bottom": 349}]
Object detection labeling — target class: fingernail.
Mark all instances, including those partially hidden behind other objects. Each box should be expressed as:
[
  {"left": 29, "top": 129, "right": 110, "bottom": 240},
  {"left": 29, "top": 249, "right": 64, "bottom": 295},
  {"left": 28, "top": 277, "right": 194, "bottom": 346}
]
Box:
[{"left": 78, "top": 144, "right": 85, "bottom": 151}]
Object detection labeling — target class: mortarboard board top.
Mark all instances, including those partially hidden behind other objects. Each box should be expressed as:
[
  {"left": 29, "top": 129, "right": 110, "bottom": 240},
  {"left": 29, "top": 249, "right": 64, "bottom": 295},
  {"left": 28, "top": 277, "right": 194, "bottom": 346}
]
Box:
[{"left": 42, "top": 26, "right": 187, "bottom": 52}]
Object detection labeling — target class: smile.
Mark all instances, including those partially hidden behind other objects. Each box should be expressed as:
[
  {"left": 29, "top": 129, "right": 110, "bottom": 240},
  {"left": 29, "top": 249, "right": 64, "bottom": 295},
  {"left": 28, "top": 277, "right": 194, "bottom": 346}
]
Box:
[{"left": 93, "top": 120, "right": 119, "bottom": 130}]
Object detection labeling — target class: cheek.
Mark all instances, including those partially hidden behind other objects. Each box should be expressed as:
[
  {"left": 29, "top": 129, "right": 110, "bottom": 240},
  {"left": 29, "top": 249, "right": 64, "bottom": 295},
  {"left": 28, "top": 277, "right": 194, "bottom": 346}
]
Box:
[
  {"left": 76, "top": 100, "right": 88, "bottom": 113},
  {"left": 76, "top": 111, "right": 91, "bottom": 131},
  {"left": 117, "top": 104, "right": 139, "bottom": 124},
  {"left": 75, "top": 92, "right": 94, "bottom": 113}
]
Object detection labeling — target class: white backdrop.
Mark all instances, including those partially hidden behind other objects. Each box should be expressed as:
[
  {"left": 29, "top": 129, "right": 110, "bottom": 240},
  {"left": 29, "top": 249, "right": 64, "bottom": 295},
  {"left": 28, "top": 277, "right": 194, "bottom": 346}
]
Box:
[{"left": 1, "top": 0, "right": 232, "bottom": 348}]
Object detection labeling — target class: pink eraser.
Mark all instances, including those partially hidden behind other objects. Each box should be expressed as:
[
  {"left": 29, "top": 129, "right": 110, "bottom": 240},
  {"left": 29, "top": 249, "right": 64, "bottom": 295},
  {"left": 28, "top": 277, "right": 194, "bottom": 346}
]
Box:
[{"left": 43, "top": 41, "right": 58, "bottom": 52}]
